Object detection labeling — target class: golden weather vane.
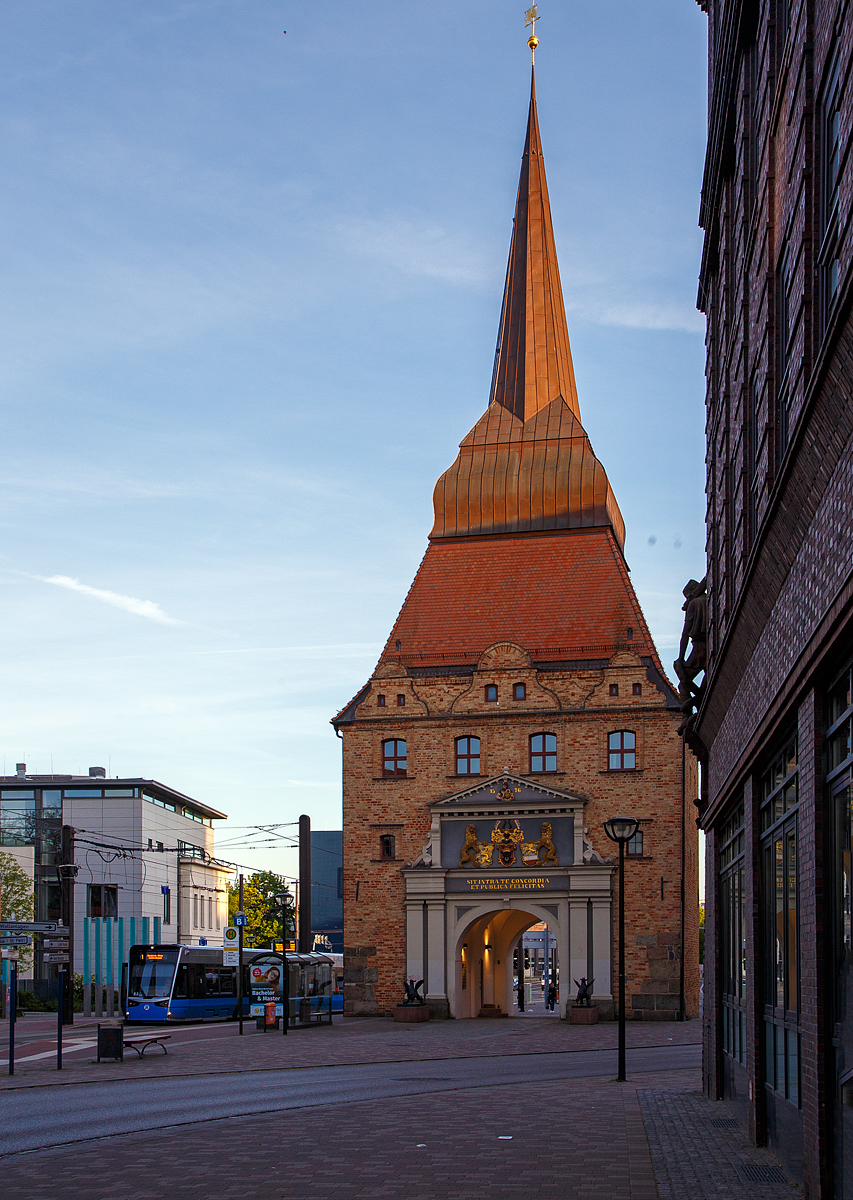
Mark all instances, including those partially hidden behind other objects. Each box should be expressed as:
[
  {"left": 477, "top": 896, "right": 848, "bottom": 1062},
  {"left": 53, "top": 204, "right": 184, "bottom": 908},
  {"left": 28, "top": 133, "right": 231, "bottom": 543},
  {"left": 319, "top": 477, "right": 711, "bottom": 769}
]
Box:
[{"left": 525, "top": 3, "right": 540, "bottom": 63}]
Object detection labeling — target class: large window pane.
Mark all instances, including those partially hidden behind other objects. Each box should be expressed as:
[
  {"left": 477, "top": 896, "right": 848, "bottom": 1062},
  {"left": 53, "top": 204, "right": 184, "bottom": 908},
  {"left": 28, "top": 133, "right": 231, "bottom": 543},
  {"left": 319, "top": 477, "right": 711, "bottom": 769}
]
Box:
[
  {"left": 786, "top": 829, "right": 798, "bottom": 1013},
  {"left": 775, "top": 838, "right": 785, "bottom": 1009}
]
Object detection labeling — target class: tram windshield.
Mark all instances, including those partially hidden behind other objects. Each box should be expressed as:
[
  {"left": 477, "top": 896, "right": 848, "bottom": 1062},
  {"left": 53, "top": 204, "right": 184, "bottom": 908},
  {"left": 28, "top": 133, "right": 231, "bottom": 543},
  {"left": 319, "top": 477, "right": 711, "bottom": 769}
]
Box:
[{"left": 128, "top": 949, "right": 179, "bottom": 1000}]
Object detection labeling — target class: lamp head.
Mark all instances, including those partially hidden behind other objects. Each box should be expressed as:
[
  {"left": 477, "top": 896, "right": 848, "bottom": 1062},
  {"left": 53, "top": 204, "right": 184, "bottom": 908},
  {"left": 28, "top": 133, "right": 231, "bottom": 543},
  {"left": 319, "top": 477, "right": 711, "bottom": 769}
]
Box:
[
  {"left": 274, "top": 891, "right": 289, "bottom": 906},
  {"left": 603, "top": 817, "right": 640, "bottom": 844}
]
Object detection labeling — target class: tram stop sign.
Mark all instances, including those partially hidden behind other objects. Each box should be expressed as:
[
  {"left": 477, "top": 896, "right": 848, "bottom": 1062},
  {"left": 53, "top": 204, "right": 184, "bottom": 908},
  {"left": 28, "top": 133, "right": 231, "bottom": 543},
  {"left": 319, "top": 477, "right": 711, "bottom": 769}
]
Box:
[
  {"left": 224, "top": 926, "right": 238, "bottom": 946},
  {"left": 234, "top": 913, "right": 248, "bottom": 927}
]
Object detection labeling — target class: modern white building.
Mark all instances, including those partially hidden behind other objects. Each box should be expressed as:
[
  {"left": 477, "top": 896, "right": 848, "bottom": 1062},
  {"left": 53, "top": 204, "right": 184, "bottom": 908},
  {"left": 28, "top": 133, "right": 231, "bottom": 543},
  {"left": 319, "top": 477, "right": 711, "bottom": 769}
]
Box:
[{"left": 0, "top": 765, "right": 231, "bottom": 980}]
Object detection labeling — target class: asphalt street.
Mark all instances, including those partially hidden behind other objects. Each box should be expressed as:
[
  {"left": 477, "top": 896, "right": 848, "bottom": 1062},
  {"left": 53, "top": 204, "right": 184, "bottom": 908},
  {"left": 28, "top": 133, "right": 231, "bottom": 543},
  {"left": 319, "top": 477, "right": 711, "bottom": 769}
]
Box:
[{"left": 0, "top": 1041, "right": 700, "bottom": 1156}]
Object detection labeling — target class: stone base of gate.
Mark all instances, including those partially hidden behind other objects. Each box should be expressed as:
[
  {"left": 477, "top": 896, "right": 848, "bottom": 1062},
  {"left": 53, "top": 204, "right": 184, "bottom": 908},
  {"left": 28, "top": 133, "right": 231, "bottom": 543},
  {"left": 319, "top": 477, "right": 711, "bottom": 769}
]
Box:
[
  {"left": 569, "top": 1005, "right": 599, "bottom": 1024},
  {"left": 394, "top": 1004, "right": 430, "bottom": 1023}
]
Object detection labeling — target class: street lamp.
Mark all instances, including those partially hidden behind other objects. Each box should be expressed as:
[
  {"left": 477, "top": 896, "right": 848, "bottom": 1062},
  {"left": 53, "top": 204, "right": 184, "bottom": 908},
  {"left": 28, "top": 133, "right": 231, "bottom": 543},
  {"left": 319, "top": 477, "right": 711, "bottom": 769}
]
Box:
[
  {"left": 603, "top": 816, "right": 640, "bottom": 1082},
  {"left": 274, "top": 891, "right": 290, "bottom": 1036}
]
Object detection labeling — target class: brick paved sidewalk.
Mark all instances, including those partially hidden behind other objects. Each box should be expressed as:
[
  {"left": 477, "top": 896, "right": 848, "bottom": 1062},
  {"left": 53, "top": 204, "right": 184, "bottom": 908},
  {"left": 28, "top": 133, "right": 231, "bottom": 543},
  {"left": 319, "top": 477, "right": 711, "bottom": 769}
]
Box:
[
  {"left": 0, "top": 1014, "right": 701, "bottom": 1088},
  {"left": 0, "top": 1064, "right": 798, "bottom": 1200}
]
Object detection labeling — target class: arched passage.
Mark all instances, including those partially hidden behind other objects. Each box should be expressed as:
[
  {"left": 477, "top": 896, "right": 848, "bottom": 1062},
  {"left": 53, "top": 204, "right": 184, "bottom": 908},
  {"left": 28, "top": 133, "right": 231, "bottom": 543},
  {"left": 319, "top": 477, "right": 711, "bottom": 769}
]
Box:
[{"left": 451, "top": 900, "right": 567, "bottom": 1019}]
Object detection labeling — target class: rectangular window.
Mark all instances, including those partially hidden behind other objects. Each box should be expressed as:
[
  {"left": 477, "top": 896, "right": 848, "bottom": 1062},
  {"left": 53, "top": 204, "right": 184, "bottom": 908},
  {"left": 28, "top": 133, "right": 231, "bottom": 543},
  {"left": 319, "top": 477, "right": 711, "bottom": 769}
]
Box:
[
  {"left": 529, "top": 733, "right": 557, "bottom": 773},
  {"left": 626, "top": 829, "right": 644, "bottom": 857},
  {"left": 608, "top": 730, "right": 636, "bottom": 770},
  {"left": 193, "top": 894, "right": 199, "bottom": 928},
  {"left": 719, "top": 802, "right": 746, "bottom": 1065},
  {"left": 88, "top": 884, "right": 118, "bottom": 919},
  {"left": 377, "top": 694, "right": 386, "bottom": 707},
  {"left": 632, "top": 683, "right": 642, "bottom": 696},
  {"left": 396, "top": 694, "right": 405, "bottom": 707},
  {"left": 819, "top": 51, "right": 842, "bottom": 329},
  {"left": 485, "top": 685, "right": 498, "bottom": 703},
  {"left": 513, "top": 683, "right": 526, "bottom": 701},
  {"left": 382, "top": 739, "right": 407, "bottom": 776},
  {"left": 379, "top": 834, "right": 396, "bottom": 860},
  {"left": 163, "top": 888, "right": 171, "bottom": 924},
  {"left": 456, "top": 736, "right": 481, "bottom": 775},
  {"left": 761, "top": 739, "right": 800, "bottom": 1106},
  {"left": 609, "top": 684, "right": 619, "bottom": 697}
]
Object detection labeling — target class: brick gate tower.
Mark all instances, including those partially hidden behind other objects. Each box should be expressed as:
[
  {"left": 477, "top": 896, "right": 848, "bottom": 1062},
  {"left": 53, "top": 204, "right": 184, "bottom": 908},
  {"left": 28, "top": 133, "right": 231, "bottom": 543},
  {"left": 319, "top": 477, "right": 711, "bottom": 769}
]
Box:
[{"left": 333, "top": 69, "right": 699, "bottom": 1022}]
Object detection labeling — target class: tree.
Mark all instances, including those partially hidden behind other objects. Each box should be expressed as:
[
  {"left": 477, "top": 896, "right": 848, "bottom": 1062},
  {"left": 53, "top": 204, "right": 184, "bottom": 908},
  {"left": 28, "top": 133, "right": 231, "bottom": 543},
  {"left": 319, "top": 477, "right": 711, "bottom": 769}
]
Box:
[
  {"left": 0, "top": 851, "right": 35, "bottom": 967},
  {"left": 227, "top": 871, "right": 295, "bottom": 948}
]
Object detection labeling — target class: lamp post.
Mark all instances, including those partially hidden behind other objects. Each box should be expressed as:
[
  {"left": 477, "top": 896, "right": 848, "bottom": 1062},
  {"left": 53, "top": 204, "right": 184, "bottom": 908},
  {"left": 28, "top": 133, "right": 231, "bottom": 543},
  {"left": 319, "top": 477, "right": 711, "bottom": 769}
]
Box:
[
  {"left": 603, "top": 816, "right": 640, "bottom": 1082},
  {"left": 274, "top": 891, "right": 290, "bottom": 1036}
]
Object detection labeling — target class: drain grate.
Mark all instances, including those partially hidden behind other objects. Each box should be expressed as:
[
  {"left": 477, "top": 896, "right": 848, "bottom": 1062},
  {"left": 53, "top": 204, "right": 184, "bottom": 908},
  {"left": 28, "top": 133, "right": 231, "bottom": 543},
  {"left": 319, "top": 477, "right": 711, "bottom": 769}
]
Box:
[
  {"left": 707, "top": 1118, "right": 739, "bottom": 1128},
  {"left": 734, "top": 1164, "right": 787, "bottom": 1184}
]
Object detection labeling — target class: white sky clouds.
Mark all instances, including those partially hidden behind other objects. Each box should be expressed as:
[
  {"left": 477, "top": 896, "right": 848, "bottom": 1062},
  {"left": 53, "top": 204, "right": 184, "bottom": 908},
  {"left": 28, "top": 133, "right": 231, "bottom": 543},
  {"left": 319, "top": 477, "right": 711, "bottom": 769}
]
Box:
[{"left": 37, "top": 575, "right": 180, "bottom": 625}]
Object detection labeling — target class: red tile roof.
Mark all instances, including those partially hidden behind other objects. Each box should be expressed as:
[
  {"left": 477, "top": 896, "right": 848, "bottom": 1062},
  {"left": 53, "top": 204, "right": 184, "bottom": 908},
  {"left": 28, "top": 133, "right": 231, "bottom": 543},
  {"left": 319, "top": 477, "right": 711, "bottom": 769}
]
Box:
[{"left": 375, "top": 528, "right": 662, "bottom": 671}]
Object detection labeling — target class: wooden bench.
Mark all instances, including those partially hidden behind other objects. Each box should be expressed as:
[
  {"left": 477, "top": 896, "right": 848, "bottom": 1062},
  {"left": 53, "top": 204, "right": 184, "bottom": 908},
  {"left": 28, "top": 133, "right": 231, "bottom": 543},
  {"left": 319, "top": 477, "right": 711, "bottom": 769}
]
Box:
[{"left": 122, "top": 1032, "right": 171, "bottom": 1058}]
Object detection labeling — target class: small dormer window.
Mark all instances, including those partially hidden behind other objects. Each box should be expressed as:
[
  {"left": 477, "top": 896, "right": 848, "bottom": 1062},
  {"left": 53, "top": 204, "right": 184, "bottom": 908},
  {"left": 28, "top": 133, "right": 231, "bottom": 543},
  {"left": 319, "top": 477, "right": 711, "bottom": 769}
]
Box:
[
  {"left": 627, "top": 627, "right": 633, "bottom": 641},
  {"left": 632, "top": 683, "right": 642, "bottom": 696},
  {"left": 485, "top": 685, "right": 498, "bottom": 703},
  {"left": 609, "top": 684, "right": 619, "bottom": 697},
  {"left": 513, "top": 682, "right": 526, "bottom": 701},
  {"left": 377, "top": 694, "right": 386, "bottom": 707},
  {"left": 397, "top": 693, "right": 405, "bottom": 707}
]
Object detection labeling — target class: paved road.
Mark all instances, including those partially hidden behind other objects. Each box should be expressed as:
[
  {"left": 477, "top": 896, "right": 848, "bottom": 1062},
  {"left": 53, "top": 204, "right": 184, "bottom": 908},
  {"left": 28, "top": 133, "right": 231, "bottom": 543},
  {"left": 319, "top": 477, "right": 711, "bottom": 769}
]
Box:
[{"left": 0, "top": 1042, "right": 699, "bottom": 1156}]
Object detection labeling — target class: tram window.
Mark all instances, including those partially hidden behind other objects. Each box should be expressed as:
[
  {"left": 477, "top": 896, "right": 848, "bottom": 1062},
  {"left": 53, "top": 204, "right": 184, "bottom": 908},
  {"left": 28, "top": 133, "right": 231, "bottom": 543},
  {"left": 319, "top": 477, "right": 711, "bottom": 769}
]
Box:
[
  {"left": 205, "top": 968, "right": 220, "bottom": 995},
  {"left": 219, "top": 968, "right": 237, "bottom": 997},
  {"left": 174, "top": 965, "right": 189, "bottom": 998}
]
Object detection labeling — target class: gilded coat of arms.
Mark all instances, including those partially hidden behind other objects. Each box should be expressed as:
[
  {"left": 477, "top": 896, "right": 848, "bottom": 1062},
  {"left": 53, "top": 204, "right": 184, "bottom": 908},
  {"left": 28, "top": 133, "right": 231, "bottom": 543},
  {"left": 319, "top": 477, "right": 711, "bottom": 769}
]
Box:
[{"left": 458, "top": 820, "right": 558, "bottom": 869}]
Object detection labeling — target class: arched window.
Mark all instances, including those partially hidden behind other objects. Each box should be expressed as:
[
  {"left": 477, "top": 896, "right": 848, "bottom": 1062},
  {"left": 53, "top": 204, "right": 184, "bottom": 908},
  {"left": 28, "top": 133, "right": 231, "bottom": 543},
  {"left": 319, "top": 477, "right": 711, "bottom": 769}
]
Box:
[
  {"left": 382, "top": 738, "right": 407, "bottom": 776},
  {"left": 608, "top": 730, "right": 636, "bottom": 770},
  {"left": 529, "top": 733, "right": 557, "bottom": 773},
  {"left": 456, "top": 736, "right": 481, "bottom": 775}
]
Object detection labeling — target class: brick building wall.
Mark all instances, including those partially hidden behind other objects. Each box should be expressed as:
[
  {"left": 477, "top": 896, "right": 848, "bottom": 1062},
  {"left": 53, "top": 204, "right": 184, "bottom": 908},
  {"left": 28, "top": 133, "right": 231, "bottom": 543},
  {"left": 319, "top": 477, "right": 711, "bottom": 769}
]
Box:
[
  {"left": 337, "top": 636, "right": 699, "bottom": 1020},
  {"left": 694, "top": 1, "right": 853, "bottom": 1195}
]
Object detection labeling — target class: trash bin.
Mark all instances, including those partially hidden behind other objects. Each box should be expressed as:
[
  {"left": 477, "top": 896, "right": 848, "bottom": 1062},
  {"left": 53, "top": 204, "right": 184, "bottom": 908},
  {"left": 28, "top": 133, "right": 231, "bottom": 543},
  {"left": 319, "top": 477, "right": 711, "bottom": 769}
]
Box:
[{"left": 97, "top": 1024, "right": 124, "bottom": 1062}]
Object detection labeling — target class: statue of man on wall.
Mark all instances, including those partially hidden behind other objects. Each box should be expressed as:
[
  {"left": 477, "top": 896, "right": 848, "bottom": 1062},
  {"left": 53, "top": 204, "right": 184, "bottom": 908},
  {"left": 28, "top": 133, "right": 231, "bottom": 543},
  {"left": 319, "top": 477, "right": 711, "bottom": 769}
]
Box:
[{"left": 674, "top": 577, "right": 707, "bottom": 721}]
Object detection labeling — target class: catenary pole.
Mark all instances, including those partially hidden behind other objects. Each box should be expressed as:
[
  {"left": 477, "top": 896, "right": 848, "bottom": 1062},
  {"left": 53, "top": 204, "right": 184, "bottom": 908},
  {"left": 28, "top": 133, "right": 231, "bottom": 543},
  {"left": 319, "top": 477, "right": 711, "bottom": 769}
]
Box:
[{"left": 238, "top": 874, "right": 244, "bottom": 1036}]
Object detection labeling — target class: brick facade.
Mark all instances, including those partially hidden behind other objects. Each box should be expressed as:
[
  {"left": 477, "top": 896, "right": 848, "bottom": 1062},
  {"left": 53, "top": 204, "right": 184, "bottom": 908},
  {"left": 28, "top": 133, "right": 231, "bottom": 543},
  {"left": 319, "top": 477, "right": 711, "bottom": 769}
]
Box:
[{"left": 695, "top": 2, "right": 853, "bottom": 1194}]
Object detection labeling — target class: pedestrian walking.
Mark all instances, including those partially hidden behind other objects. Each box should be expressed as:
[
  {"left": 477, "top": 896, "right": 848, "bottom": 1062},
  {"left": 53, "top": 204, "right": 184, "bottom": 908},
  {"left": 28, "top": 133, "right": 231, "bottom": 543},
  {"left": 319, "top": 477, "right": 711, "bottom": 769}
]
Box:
[{"left": 546, "top": 983, "right": 556, "bottom": 1011}]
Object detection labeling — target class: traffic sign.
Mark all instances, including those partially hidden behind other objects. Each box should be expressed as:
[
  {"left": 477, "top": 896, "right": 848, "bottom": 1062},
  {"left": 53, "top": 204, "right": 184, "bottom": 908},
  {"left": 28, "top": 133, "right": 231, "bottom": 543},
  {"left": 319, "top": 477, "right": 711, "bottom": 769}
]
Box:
[
  {"left": 224, "top": 926, "right": 238, "bottom": 945},
  {"left": 234, "top": 913, "right": 248, "bottom": 927},
  {"left": 223, "top": 949, "right": 239, "bottom": 966},
  {"left": 0, "top": 921, "right": 60, "bottom": 933},
  {"left": 43, "top": 952, "right": 69, "bottom": 964},
  {"left": 43, "top": 939, "right": 70, "bottom": 950},
  {"left": 0, "top": 936, "right": 30, "bottom": 947}
]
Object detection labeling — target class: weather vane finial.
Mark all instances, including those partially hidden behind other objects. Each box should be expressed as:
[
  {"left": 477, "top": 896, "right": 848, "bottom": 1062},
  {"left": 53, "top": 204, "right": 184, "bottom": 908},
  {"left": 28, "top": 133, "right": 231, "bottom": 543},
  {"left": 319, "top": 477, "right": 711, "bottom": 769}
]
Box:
[{"left": 525, "top": 3, "right": 540, "bottom": 63}]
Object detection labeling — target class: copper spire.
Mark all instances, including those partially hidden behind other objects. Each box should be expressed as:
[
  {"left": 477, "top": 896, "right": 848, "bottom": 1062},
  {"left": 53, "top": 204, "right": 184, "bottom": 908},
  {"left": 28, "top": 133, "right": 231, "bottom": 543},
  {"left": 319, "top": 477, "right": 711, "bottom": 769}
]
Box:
[
  {"left": 489, "top": 68, "right": 580, "bottom": 422},
  {"left": 429, "top": 62, "right": 625, "bottom": 551}
]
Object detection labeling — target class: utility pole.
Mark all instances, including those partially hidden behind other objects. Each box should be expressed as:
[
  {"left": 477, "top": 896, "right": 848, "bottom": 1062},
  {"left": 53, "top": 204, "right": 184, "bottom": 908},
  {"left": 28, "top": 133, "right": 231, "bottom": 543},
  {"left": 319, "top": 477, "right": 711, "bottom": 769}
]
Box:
[
  {"left": 58, "top": 826, "right": 77, "bottom": 1026},
  {"left": 237, "top": 874, "right": 244, "bottom": 1036},
  {"left": 298, "top": 814, "right": 311, "bottom": 954}
]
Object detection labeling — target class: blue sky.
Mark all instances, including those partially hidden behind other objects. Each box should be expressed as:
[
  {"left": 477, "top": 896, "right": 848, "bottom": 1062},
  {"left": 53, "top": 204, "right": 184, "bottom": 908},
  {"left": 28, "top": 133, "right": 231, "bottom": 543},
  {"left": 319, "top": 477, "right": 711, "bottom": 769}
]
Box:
[{"left": 0, "top": 1, "right": 708, "bottom": 878}]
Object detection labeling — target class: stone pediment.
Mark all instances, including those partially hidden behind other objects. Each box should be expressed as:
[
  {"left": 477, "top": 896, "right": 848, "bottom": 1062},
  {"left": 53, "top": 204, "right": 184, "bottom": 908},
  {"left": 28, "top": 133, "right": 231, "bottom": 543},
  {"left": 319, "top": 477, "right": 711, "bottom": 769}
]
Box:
[{"left": 430, "top": 773, "right": 585, "bottom": 811}]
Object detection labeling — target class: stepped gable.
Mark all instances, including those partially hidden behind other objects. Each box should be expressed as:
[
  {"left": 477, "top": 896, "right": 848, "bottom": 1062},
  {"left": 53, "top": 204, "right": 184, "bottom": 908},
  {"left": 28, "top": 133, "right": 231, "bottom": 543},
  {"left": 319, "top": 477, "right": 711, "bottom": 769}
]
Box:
[{"left": 431, "top": 70, "right": 624, "bottom": 547}]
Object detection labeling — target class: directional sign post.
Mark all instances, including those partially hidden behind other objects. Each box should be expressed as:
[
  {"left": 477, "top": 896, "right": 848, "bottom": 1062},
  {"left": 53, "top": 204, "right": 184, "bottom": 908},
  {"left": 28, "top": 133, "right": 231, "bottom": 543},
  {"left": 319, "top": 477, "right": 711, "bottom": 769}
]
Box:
[
  {"left": 0, "top": 921, "right": 59, "bottom": 933},
  {"left": 42, "top": 939, "right": 69, "bottom": 950},
  {"left": 0, "top": 936, "right": 30, "bottom": 948},
  {"left": 44, "top": 953, "right": 70, "bottom": 964}
]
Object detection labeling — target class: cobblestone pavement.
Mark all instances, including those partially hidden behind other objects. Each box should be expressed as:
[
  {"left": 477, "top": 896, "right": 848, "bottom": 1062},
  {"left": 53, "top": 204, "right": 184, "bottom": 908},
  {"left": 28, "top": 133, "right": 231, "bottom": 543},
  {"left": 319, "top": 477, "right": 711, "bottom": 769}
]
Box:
[
  {"left": 0, "top": 1017, "right": 799, "bottom": 1200},
  {"left": 0, "top": 1013, "right": 701, "bottom": 1087},
  {"left": 639, "top": 1090, "right": 801, "bottom": 1199}
]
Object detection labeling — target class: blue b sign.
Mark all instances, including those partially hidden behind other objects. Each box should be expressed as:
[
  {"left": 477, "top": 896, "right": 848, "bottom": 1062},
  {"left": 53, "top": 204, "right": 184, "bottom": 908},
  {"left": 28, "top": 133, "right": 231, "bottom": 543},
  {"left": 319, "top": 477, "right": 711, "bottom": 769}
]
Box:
[{"left": 235, "top": 913, "right": 248, "bottom": 927}]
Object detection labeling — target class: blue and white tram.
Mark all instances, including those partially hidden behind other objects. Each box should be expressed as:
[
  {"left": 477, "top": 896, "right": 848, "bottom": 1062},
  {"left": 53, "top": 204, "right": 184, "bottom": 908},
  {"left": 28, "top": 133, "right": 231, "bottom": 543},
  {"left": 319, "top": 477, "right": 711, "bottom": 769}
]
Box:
[{"left": 125, "top": 944, "right": 335, "bottom": 1023}]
